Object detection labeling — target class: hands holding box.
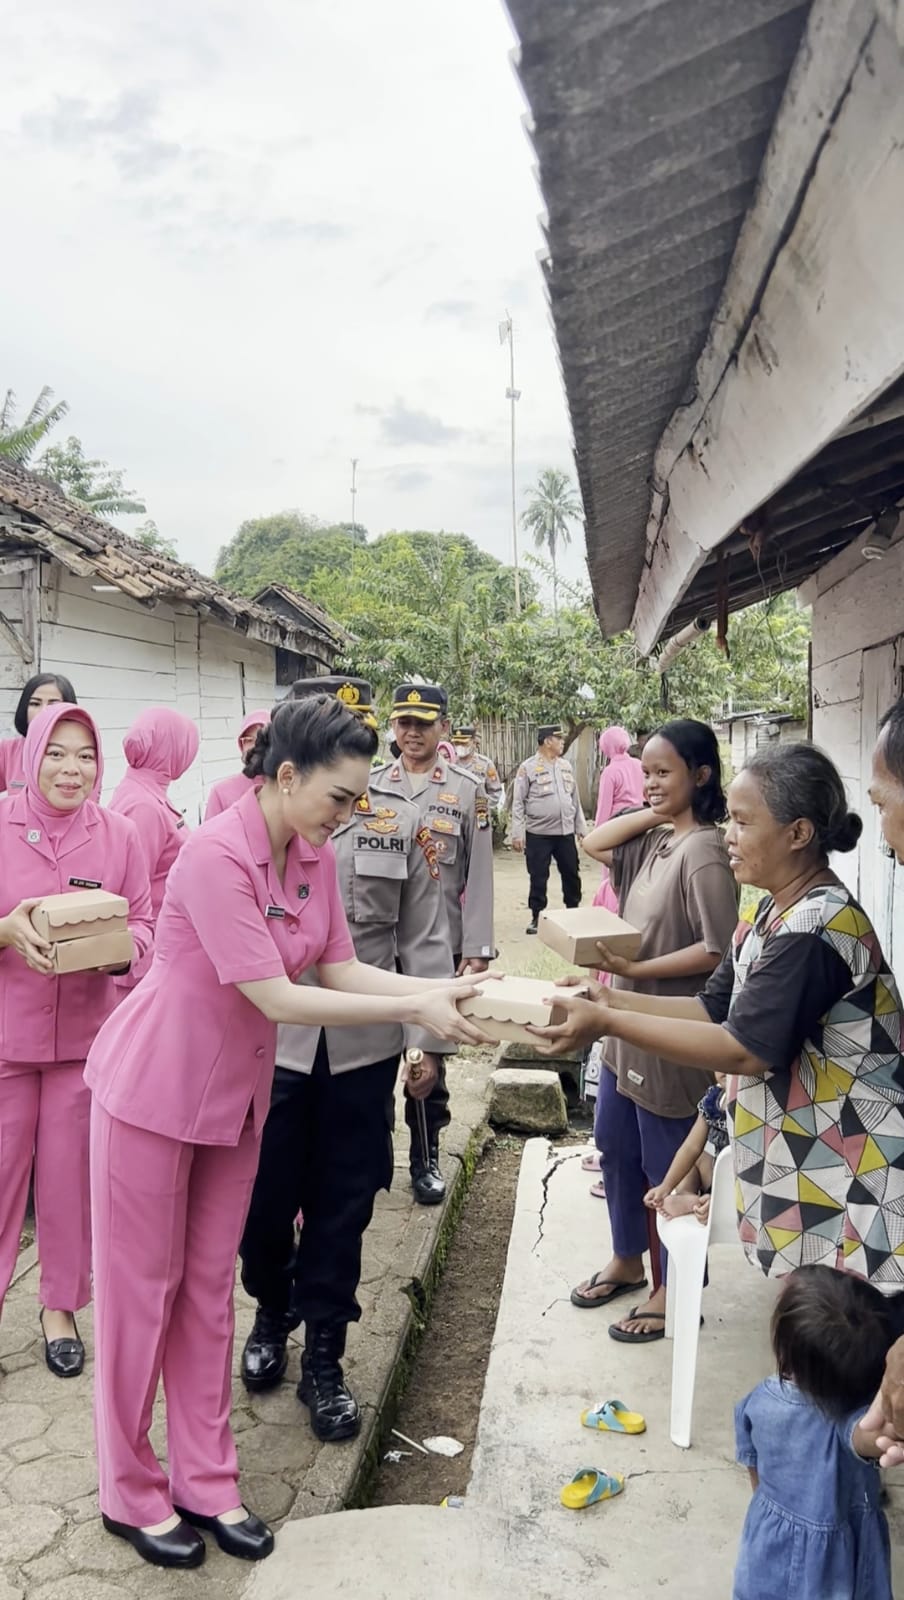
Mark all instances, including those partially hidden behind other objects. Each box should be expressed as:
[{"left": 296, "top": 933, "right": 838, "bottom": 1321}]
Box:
[{"left": 29, "top": 890, "right": 134, "bottom": 974}]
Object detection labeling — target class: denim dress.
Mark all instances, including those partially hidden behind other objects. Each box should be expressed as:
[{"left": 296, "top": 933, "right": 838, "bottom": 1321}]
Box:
[{"left": 733, "top": 1378, "right": 891, "bottom": 1600}]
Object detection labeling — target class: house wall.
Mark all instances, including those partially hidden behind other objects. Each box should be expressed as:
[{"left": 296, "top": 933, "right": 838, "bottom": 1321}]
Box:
[
  {"left": 0, "top": 560, "right": 279, "bottom": 825},
  {"left": 806, "top": 533, "right": 904, "bottom": 969},
  {"left": 727, "top": 717, "right": 806, "bottom": 774}
]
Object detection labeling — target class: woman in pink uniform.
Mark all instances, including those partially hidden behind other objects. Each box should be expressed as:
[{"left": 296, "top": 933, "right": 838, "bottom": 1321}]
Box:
[
  {"left": 203, "top": 708, "right": 270, "bottom": 819},
  {"left": 108, "top": 708, "right": 200, "bottom": 985},
  {"left": 0, "top": 703, "right": 152, "bottom": 1378},
  {"left": 86, "top": 695, "right": 489, "bottom": 1571},
  {"left": 0, "top": 672, "right": 77, "bottom": 796}
]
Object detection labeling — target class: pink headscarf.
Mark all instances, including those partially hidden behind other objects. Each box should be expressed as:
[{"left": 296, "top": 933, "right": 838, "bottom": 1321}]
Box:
[
  {"left": 238, "top": 709, "right": 270, "bottom": 754},
  {"left": 599, "top": 725, "right": 632, "bottom": 759},
  {"left": 22, "top": 703, "right": 103, "bottom": 840},
  {"left": 123, "top": 707, "right": 200, "bottom": 791}
]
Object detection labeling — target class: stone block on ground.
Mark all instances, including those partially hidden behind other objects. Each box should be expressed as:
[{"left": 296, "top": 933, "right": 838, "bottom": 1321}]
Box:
[
  {"left": 497, "top": 1040, "right": 581, "bottom": 1064},
  {"left": 487, "top": 1068, "right": 568, "bottom": 1135}
]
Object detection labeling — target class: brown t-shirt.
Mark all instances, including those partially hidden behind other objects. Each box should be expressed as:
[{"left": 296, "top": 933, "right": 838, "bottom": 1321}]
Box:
[{"left": 609, "top": 824, "right": 738, "bottom": 1118}]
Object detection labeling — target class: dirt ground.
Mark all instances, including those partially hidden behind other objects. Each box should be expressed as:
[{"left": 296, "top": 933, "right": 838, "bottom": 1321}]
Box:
[
  {"left": 369, "top": 1134, "right": 526, "bottom": 1508},
  {"left": 370, "top": 844, "right": 597, "bottom": 1510}
]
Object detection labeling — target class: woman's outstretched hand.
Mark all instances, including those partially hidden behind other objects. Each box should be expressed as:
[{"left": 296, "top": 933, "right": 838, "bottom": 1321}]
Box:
[
  {"left": 409, "top": 984, "right": 493, "bottom": 1046},
  {"left": 526, "top": 992, "right": 611, "bottom": 1055}
]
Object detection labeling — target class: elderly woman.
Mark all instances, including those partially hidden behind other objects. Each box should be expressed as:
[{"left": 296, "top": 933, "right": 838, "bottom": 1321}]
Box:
[{"left": 534, "top": 742, "right": 904, "bottom": 1306}]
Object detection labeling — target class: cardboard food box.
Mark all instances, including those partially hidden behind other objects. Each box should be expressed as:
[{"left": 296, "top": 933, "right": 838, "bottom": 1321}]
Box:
[
  {"left": 459, "top": 975, "right": 588, "bottom": 1045},
  {"left": 537, "top": 906, "right": 642, "bottom": 968},
  {"left": 31, "top": 890, "right": 129, "bottom": 944},
  {"left": 51, "top": 929, "right": 135, "bottom": 975}
]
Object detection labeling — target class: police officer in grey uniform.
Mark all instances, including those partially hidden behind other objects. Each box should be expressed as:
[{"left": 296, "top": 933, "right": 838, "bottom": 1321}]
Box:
[
  {"left": 372, "top": 683, "right": 495, "bottom": 1203},
  {"left": 450, "top": 724, "right": 504, "bottom": 810},
  {"left": 511, "top": 723, "right": 587, "bottom": 934},
  {"left": 239, "top": 677, "right": 454, "bottom": 1442}
]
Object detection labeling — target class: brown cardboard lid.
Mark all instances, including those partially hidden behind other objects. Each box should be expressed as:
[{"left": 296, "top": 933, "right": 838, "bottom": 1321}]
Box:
[
  {"left": 33, "top": 890, "right": 129, "bottom": 930},
  {"left": 461, "top": 975, "right": 586, "bottom": 1026},
  {"left": 538, "top": 906, "right": 639, "bottom": 938}
]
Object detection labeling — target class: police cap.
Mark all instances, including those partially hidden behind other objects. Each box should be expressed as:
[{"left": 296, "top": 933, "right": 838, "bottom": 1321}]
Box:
[{"left": 391, "top": 683, "right": 448, "bottom": 722}]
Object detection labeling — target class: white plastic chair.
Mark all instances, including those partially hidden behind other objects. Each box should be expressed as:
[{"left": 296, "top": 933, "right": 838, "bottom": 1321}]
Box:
[{"left": 656, "top": 1144, "right": 737, "bottom": 1449}]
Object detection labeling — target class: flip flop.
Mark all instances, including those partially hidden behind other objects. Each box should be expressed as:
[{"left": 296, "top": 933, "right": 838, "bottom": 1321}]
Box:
[
  {"left": 560, "top": 1468, "right": 625, "bottom": 1510},
  {"left": 589, "top": 1181, "right": 606, "bottom": 1200},
  {"left": 570, "top": 1273, "right": 648, "bottom": 1310},
  {"left": 581, "top": 1399, "right": 646, "bottom": 1435},
  {"left": 608, "top": 1307, "right": 666, "bottom": 1344},
  {"left": 581, "top": 1152, "right": 602, "bottom": 1172}
]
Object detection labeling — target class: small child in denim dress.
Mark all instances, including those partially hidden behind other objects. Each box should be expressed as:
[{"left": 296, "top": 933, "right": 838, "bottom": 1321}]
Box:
[{"left": 733, "top": 1265, "right": 892, "bottom": 1600}]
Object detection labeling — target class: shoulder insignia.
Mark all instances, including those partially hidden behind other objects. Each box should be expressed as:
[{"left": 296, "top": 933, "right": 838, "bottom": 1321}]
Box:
[
  {"left": 389, "top": 765, "right": 402, "bottom": 781},
  {"left": 487, "top": 764, "right": 499, "bottom": 781},
  {"left": 431, "top": 765, "right": 444, "bottom": 783},
  {"left": 415, "top": 825, "right": 440, "bottom": 879},
  {"left": 355, "top": 794, "right": 372, "bottom": 813},
  {"left": 475, "top": 794, "right": 490, "bottom": 830}
]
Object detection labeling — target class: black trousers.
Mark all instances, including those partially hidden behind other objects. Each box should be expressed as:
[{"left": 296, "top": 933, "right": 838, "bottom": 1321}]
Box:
[
  {"left": 239, "top": 1035, "right": 398, "bottom": 1328},
  {"left": 525, "top": 831, "right": 582, "bottom": 916}
]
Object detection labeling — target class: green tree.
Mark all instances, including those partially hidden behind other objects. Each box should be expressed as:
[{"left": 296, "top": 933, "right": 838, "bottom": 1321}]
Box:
[
  {"left": 38, "top": 437, "right": 146, "bottom": 518},
  {"left": 132, "top": 518, "right": 178, "bottom": 559},
  {"left": 520, "top": 467, "right": 582, "bottom": 619},
  {"left": 0, "top": 387, "right": 69, "bottom": 463},
  {"left": 215, "top": 512, "right": 368, "bottom": 596}
]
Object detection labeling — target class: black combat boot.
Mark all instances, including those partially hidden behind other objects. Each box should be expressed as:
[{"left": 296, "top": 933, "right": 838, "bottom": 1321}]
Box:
[
  {"left": 297, "top": 1322, "right": 360, "bottom": 1442},
  {"left": 240, "top": 1306, "right": 295, "bottom": 1391},
  {"left": 410, "top": 1140, "right": 446, "bottom": 1205}
]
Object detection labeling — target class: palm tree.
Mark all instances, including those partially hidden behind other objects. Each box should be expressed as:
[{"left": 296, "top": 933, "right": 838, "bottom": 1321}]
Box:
[
  {"left": 521, "top": 468, "right": 582, "bottom": 619},
  {"left": 0, "top": 387, "right": 69, "bottom": 464}
]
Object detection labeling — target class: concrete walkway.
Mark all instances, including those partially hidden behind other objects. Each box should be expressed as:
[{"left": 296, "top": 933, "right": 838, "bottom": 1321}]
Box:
[
  {"left": 0, "top": 1059, "right": 491, "bottom": 1600},
  {"left": 250, "top": 1136, "right": 904, "bottom": 1600}
]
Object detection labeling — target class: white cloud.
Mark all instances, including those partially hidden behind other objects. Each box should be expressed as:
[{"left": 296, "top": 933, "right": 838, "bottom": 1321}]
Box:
[{"left": 2, "top": 0, "right": 581, "bottom": 590}]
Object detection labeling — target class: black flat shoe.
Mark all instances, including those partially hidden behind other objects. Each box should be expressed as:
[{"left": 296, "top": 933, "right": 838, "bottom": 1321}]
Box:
[
  {"left": 174, "top": 1505, "right": 274, "bottom": 1561},
  {"left": 101, "top": 1514, "right": 205, "bottom": 1568},
  {"left": 39, "top": 1309, "right": 85, "bottom": 1378}
]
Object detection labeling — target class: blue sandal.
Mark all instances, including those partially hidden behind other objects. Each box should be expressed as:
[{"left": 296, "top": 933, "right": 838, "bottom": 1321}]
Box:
[{"left": 560, "top": 1468, "right": 625, "bottom": 1510}]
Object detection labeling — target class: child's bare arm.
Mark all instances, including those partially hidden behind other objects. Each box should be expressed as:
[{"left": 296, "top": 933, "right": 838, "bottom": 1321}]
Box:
[
  {"left": 852, "top": 1420, "right": 884, "bottom": 1460},
  {"left": 644, "top": 1115, "right": 709, "bottom": 1207}
]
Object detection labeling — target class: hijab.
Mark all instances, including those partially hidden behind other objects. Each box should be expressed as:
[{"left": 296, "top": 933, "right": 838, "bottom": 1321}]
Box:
[
  {"left": 122, "top": 707, "right": 200, "bottom": 792},
  {"left": 238, "top": 709, "right": 270, "bottom": 754},
  {"left": 599, "top": 725, "right": 633, "bottom": 760},
  {"left": 22, "top": 703, "right": 103, "bottom": 843}
]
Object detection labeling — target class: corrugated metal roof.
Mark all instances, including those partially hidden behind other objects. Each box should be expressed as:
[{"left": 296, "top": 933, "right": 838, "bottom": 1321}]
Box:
[
  {"left": 505, "top": 0, "right": 812, "bottom": 633},
  {"left": 0, "top": 459, "right": 344, "bottom": 658}
]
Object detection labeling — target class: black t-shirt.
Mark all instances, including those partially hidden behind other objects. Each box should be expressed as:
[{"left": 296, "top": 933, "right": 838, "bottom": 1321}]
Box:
[{"left": 699, "top": 919, "right": 852, "bottom": 1072}]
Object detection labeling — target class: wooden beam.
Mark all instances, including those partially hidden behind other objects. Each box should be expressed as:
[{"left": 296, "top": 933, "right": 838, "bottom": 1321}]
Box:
[{"left": 633, "top": 2, "right": 904, "bottom": 651}]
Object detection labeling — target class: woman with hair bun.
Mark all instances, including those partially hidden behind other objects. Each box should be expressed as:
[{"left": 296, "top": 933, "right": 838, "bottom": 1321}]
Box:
[
  {"left": 534, "top": 741, "right": 904, "bottom": 1318},
  {"left": 85, "top": 695, "right": 491, "bottom": 1572},
  {"left": 569, "top": 719, "right": 739, "bottom": 1340},
  {"left": 0, "top": 673, "right": 78, "bottom": 796}
]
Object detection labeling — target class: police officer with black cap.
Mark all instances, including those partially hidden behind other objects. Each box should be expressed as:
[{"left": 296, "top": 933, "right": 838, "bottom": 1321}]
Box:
[
  {"left": 239, "top": 677, "right": 455, "bottom": 1443},
  {"left": 511, "top": 723, "right": 587, "bottom": 934},
  {"left": 372, "top": 683, "right": 495, "bottom": 1203}
]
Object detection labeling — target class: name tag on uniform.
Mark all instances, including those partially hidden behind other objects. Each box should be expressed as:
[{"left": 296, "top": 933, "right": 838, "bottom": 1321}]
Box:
[
  {"left": 69, "top": 876, "right": 102, "bottom": 889},
  {"left": 354, "top": 832, "right": 406, "bottom": 855},
  {"left": 265, "top": 904, "right": 286, "bottom": 919}
]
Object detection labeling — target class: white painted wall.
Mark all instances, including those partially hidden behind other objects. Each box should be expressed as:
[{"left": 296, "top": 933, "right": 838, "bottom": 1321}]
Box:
[
  {"left": 0, "top": 561, "right": 279, "bottom": 825},
  {"left": 805, "top": 530, "right": 904, "bottom": 968}
]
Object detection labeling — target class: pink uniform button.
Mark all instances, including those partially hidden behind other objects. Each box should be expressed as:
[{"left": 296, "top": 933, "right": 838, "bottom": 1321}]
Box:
[{"left": 255, "top": 1047, "right": 265, "bottom": 1059}]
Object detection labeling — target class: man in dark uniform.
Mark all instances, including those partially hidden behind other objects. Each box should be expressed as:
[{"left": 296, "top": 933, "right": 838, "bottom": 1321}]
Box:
[
  {"left": 372, "top": 683, "right": 495, "bottom": 1203},
  {"left": 239, "top": 677, "right": 454, "bottom": 1442}
]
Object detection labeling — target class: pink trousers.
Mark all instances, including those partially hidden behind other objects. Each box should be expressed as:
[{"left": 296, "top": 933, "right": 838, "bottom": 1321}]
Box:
[
  {"left": 90, "top": 1102, "right": 261, "bottom": 1527},
  {"left": 0, "top": 1059, "right": 91, "bottom": 1314}
]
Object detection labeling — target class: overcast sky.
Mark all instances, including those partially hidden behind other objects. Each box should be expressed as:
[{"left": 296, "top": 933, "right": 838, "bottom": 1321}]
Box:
[{"left": 3, "top": 0, "right": 584, "bottom": 588}]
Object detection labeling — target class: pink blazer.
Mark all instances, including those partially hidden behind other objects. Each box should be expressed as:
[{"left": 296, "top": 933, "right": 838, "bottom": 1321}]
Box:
[
  {"left": 86, "top": 785, "right": 355, "bottom": 1145},
  {"left": 0, "top": 737, "right": 26, "bottom": 797},
  {"left": 204, "top": 770, "right": 258, "bottom": 820},
  {"left": 0, "top": 794, "right": 154, "bottom": 1063}
]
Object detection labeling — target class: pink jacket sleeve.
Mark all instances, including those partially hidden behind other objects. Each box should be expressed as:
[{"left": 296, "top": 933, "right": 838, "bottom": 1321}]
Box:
[
  {"left": 595, "top": 765, "right": 618, "bottom": 827},
  {"left": 111, "top": 814, "right": 156, "bottom": 971}
]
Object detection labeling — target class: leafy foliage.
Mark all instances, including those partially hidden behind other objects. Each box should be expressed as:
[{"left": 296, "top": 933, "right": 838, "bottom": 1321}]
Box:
[
  {"left": 37, "top": 437, "right": 146, "bottom": 518},
  {"left": 0, "top": 387, "right": 69, "bottom": 463},
  {"left": 521, "top": 467, "right": 582, "bottom": 617},
  {"left": 214, "top": 512, "right": 368, "bottom": 595},
  {"left": 132, "top": 518, "right": 179, "bottom": 559}
]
